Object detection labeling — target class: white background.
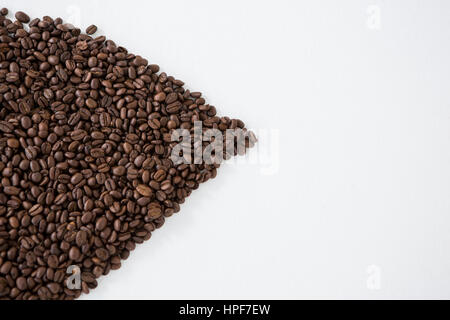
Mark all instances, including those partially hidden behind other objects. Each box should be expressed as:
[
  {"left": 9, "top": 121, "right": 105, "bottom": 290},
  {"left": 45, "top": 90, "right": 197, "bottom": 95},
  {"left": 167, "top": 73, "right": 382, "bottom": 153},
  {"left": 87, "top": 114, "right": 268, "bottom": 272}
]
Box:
[{"left": 4, "top": 0, "right": 450, "bottom": 299}]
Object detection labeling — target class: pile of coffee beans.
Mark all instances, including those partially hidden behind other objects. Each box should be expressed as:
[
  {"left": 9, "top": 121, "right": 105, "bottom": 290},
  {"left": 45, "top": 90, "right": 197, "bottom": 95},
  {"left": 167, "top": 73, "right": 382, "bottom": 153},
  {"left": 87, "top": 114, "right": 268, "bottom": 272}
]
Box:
[{"left": 0, "top": 9, "right": 255, "bottom": 300}]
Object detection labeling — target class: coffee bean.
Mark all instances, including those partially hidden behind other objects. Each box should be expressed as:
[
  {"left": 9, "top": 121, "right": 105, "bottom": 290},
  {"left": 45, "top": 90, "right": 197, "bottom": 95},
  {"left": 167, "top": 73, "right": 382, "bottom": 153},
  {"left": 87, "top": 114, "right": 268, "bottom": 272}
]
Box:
[
  {"left": 69, "top": 247, "right": 81, "bottom": 261},
  {"left": 16, "top": 277, "right": 27, "bottom": 291},
  {"left": 29, "top": 204, "right": 43, "bottom": 216},
  {"left": 148, "top": 118, "right": 160, "bottom": 129},
  {"left": 154, "top": 169, "right": 166, "bottom": 182},
  {"left": 154, "top": 92, "right": 166, "bottom": 102},
  {"left": 112, "top": 166, "right": 125, "bottom": 176},
  {"left": 91, "top": 131, "right": 104, "bottom": 139},
  {"left": 48, "top": 55, "right": 59, "bottom": 65},
  {"left": 76, "top": 230, "right": 88, "bottom": 247},
  {"left": 70, "top": 129, "right": 87, "bottom": 141},
  {"left": 47, "top": 283, "right": 61, "bottom": 294},
  {"left": 90, "top": 148, "right": 104, "bottom": 158},
  {"left": 20, "top": 116, "right": 32, "bottom": 129},
  {"left": 95, "top": 248, "right": 109, "bottom": 261},
  {"left": 15, "top": 11, "right": 30, "bottom": 23},
  {"left": 85, "top": 24, "right": 97, "bottom": 35},
  {"left": 6, "top": 72, "right": 19, "bottom": 82},
  {"left": 0, "top": 8, "right": 255, "bottom": 301},
  {"left": 166, "top": 101, "right": 182, "bottom": 114},
  {"left": 165, "top": 92, "right": 178, "bottom": 104},
  {"left": 9, "top": 217, "right": 19, "bottom": 229},
  {"left": 85, "top": 98, "right": 97, "bottom": 109},
  {"left": 148, "top": 203, "right": 162, "bottom": 219},
  {"left": 3, "top": 186, "right": 20, "bottom": 196},
  {"left": 7, "top": 138, "right": 19, "bottom": 148},
  {"left": 95, "top": 217, "right": 107, "bottom": 231},
  {"left": 167, "top": 120, "right": 177, "bottom": 129},
  {"left": 47, "top": 255, "right": 59, "bottom": 269},
  {"left": 70, "top": 173, "right": 83, "bottom": 185},
  {"left": 123, "top": 142, "right": 132, "bottom": 153},
  {"left": 0, "top": 121, "right": 13, "bottom": 133},
  {"left": 88, "top": 57, "right": 97, "bottom": 68},
  {"left": 136, "top": 184, "right": 152, "bottom": 197},
  {"left": 0, "top": 261, "right": 12, "bottom": 274}
]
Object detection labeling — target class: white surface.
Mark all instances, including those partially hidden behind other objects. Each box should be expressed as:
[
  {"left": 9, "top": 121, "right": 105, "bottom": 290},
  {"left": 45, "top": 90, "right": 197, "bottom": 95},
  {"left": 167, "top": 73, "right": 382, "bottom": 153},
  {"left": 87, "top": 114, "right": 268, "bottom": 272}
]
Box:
[{"left": 4, "top": 0, "right": 450, "bottom": 299}]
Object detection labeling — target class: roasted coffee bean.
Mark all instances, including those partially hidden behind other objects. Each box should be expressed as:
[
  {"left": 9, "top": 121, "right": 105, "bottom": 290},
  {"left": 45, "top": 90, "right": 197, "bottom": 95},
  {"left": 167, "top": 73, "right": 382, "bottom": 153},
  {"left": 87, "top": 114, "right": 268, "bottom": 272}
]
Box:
[
  {"left": 9, "top": 217, "right": 19, "bottom": 229},
  {"left": 85, "top": 98, "right": 97, "bottom": 109},
  {"left": 85, "top": 24, "right": 97, "bottom": 35},
  {"left": 90, "top": 148, "right": 104, "bottom": 158},
  {"left": 16, "top": 277, "right": 27, "bottom": 291},
  {"left": 95, "top": 217, "right": 107, "bottom": 231},
  {"left": 154, "top": 92, "right": 166, "bottom": 102},
  {"left": 70, "top": 173, "right": 83, "bottom": 185},
  {"left": 15, "top": 11, "right": 30, "bottom": 23},
  {"left": 136, "top": 184, "right": 152, "bottom": 197},
  {"left": 7, "top": 138, "right": 19, "bottom": 148},
  {"left": 47, "top": 255, "right": 59, "bottom": 269},
  {"left": 76, "top": 230, "right": 88, "bottom": 247},
  {"left": 154, "top": 169, "right": 166, "bottom": 182},
  {"left": 3, "top": 186, "right": 20, "bottom": 196},
  {"left": 112, "top": 166, "right": 126, "bottom": 176},
  {"left": 165, "top": 92, "right": 178, "bottom": 104},
  {"left": 70, "top": 129, "right": 87, "bottom": 141},
  {"left": 47, "top": 283, "right": 61, "bottom": 294},
  {"left": 0, "top": 121, "right": 12, "bottom": 133},
  {"left": 0, "top": 8, "right": 255, "bottom": 301},
  {"left": 95, "top": 248, "right": 109, "bottom": 261},
  {"left": 69, "top": 247, "right": 81, "bottom": 261},
  {"left": 166, "top": 101, "right": 181, "bottom": 114}
]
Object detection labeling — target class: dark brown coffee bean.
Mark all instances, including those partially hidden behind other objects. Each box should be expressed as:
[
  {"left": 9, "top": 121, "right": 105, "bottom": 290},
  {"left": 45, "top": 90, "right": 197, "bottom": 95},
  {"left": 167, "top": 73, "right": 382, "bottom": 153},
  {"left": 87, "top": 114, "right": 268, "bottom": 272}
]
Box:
[
  {"left": 165, "top": 92, "right": 178, "bottom": 104},
  {"left": 148, "top": 204, "right": 162, "bottom": 219},
  {"left": 9, "top": 216, "right": 20, "bottom": 228},
  {"left": 95, "top": 217, "right": 107, "bottom": 231},
  {"left": 7, "top": 138, "right": 19, "bottom": 148},
  {"left": 6, "top": 72, "right": 19, "bottom": 82},
  {"left": 76, "top": 230, "right": 88, "bottom": 246},
  {"left": 86, "top": 24, "right": 97, "bottom": 35},
  {"left": 91, "top": 131, "right": 104, "bottom": 139},
  {"left": 88, "top": 56, "right": 98, "bottom": 68},
  {"left": 154, "top": 169, "right": 166, "bottom": 182},
  {"left": 47, "top": 283, "right": 61, "bottom": 294},
  {"left": 148, "top": 118, "right": 160, "bottom": 129},
  {"left": 85, "top": 98, "right": 97, "bottom": 109},
  {"left": 0, "top": 261, "right": 12, "bottom": 274},
  {"left": 90, "top": 148, "right": 104, "bottom": 158},
  {"left": 69, "top": 247, "right": 81, "bottom": 260},
  {"left": 154, "top": 92, "right": 166, "bottom": 102},
  {"left": 166, "top": 101, "right": 182, "bottom": 114},
  {"left": 95, "top": 248, "right": 109, "bottom": 261},
  {"left": 0, "top": 121, "right": 13, "bottom": 133},
  {"left": 20, "top": 116, "right": 32, "bottom": 129},
  {"left": 16, "top": 277, "right": 27, "bottom": 291},
  {"left": 70, "top": 129, "right": 87, "bottom": 141},
  {"left": 112, "top": 166, "right": 125, "bottom": 176},
  {"left": 70, "top": 173, "right": 83, "bottom": 185},
  {"left": 4, "top": 186, "right": 20, "bottom": 195},
  {"left": 15, "top": 11, "right": 30, "bottom": 23},
  {"left": 48, "top": 55, "right": 59, "bottom": 65},
  {"left": 123, "top": 142, "right": 132, "bottom": 153},
  {"left": 136, "top": 184, "right": 152, "bottom": 197},
  {"left": 47, "top": 255, "right": 59, "bottom": 269},
  {"left": 29, "top": 204, "right": 43, "bottom": 216}
]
